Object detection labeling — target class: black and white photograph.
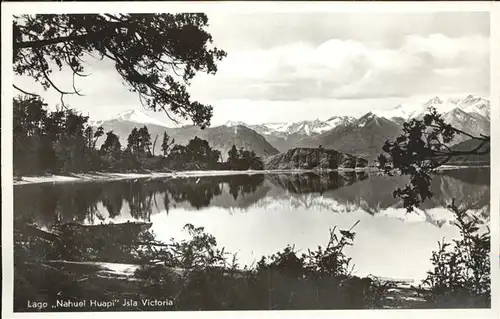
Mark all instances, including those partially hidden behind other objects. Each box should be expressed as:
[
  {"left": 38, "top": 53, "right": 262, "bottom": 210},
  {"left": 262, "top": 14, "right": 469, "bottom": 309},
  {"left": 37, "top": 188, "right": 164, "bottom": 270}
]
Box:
[{"left": 2, "top": 2, "right": 498, "bottom": 317}]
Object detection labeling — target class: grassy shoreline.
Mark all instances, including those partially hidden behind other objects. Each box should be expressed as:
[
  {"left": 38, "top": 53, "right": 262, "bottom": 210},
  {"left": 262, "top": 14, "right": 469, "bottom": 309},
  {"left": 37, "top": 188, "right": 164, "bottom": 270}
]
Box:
[
  {"left": 13, "top": 164, "right": 489, "bottom": 186},
  {"left": 12, "top": 167, "right": 375, "bottom": 186}
]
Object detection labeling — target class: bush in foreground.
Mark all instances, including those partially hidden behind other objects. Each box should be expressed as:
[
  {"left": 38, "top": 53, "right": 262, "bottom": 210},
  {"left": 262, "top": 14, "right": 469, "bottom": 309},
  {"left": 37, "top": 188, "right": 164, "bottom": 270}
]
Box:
[
  {"left": 14, "top": 219, "right": 392, "bottom": 310},
  {"left": 13, "top": 201, "right": 491, "bottom": 311},
  {"left": 417, "top": 200, "right": 490, "bottom": 308}
]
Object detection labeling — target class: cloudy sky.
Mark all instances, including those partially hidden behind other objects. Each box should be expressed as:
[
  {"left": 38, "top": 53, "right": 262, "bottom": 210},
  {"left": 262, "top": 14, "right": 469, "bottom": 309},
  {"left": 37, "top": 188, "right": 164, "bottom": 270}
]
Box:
[{"left": 14, "top": 11, "right": 490, "bottom": 126}]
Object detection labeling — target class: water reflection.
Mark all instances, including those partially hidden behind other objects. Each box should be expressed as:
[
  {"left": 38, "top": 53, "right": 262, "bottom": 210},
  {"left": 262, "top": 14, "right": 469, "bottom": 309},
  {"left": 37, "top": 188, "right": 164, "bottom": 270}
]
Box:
[
  {"left": 14, "top": 168, "right": 490, "bottom": 281},
  {"left": 15, "top": 169, "right": 490, "bottom": 229},
  {"left": 268, "top": 171, "right": 368, "bottom": 194},
  {"left": 15, "top": 174, "right": 268, "bottom": 227}
]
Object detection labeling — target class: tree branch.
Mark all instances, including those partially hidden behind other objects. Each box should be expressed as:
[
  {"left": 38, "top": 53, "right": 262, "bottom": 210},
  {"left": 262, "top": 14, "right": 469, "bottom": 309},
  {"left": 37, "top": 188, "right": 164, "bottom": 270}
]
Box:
[
  {"left": 71, "top": 72, "right": 84, "bottom": 96},
  {"left": 161, "top": 106, "right": 181, "bottom": 125},
  {"left": 15, "top": 33, "right": 95, "bottom": 51},
  {"left": 13, "top": 84, "right": 39, "bottom": 97},
  {"left": 14, "top": 21, "right": 123, "bottom": 51},
  {"left": 428, "top": 124, "right": 489, "bottom": 142}
]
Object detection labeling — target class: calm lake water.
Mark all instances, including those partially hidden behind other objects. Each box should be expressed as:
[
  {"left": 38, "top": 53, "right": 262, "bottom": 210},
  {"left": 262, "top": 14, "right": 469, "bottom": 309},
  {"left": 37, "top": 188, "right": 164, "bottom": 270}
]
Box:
[{"left": 14, "top": 168, "right": 490, "bottom": 282}]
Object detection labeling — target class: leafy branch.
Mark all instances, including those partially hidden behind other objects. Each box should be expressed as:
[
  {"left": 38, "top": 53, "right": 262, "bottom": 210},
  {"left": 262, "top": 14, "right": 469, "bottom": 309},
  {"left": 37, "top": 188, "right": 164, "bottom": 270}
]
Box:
[
  {"left": 13, "top": 13, "right": 227, "bottom": 128},
  {"left": 378, "top": 107, "right": 490, "bottom": 212}
]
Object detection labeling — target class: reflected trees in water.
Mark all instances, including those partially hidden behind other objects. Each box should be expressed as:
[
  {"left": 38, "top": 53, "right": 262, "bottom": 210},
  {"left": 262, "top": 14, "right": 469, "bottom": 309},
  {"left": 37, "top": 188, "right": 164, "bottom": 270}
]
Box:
[{"left": 14, "top": 169, "right": 490, "bottom": 230}]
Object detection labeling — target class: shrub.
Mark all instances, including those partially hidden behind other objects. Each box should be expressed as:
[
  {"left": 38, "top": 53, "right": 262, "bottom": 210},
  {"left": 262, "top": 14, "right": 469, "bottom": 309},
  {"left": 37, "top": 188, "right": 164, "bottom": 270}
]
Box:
[
  {"left": 419, "top": 199, "right": 490, "bottom": 308},
  {"left": 14, "top": 217, "right": 389, "bottom": 311}
]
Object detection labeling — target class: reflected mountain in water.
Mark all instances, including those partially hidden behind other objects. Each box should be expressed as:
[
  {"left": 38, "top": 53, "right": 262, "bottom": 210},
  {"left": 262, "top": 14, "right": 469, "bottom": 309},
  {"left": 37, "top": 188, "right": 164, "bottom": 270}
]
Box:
[
  {"left": 14, "top": 168, "right": 490, "bottom": 230},
  {"left": 266, "top": 171, "right": 369, "bottom": 194}
]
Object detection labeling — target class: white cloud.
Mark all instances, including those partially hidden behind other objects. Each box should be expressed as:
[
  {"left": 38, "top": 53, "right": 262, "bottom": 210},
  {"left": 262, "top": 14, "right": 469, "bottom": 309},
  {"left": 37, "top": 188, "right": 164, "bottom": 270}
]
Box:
[
  {"left": 191, "top": 33, "right": 489, "bottom": 101},
  {"left": 12, "top": 12, "right": 490, "bottom": 124},
  {"left": 404, "top": 33, "right": 489, "bottom": 61}
]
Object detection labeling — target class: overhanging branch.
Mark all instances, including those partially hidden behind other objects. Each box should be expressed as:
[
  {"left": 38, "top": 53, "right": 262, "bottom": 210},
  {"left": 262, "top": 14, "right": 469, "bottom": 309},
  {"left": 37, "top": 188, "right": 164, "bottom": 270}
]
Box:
[
  {"left": 14, "top": 21, "right": 123, "bottom": 51},
  {"left": 13, "top": 84, "right": 39, "bottom": 97}
]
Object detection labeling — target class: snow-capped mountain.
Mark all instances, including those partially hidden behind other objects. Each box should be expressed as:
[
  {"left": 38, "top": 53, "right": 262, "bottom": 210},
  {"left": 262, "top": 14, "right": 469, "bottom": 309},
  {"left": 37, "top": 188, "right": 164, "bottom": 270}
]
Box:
[
  {"left": 113, "top": 109, "right": 170, "bottom": 127},
  {"left": 371, "top": 95, "right": 490, "bottom": 145},
  {"left": 355, "top": 112, "right": 379, "bottom": 128},
  {"left": 225, "top": 94, "right": 489, "bottom": 146},
  {"left": 424, "top": 96, "right": 444, "bottom": 108},
  {"left": 374, "top": 97, "right": 452, "bottom": 120},
  {"left": 326, "top": 115, "right": 356, "bottom": 128},
  {"left": 458, "top": 95, "right": 490, "bottom": 119},
  {"left": 374, "top": 95, "right": 490, "bottom": 122},
  {"left": 222, "top": 94, "right": 489, "bottom": 154},
  {"left": 296, "top": 112, "right": 402, "bottom": 161},
  {"left": 223, "top": 117, "right": 356, "bottom": 152},
  {"left": 225, "top": 116, "right": 355, "bottom": 138},
  {"left": 90, "top": 109, "right": 178, "bottom": 129},
  {"left": 224, "top": 120, "right": 247, "bottom": 127}
]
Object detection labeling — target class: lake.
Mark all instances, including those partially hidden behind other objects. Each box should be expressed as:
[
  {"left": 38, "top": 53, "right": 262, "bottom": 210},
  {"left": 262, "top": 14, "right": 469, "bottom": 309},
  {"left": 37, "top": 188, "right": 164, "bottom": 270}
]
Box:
[{"left": 14, "top": 167, "right": 490, "bottom": 283}]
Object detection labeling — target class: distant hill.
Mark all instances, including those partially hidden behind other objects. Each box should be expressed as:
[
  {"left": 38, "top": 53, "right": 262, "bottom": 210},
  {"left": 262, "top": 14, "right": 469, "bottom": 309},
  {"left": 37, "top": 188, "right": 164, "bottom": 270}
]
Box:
[{"left": 199, "top": 125, "right": 280, "bottom": 160}]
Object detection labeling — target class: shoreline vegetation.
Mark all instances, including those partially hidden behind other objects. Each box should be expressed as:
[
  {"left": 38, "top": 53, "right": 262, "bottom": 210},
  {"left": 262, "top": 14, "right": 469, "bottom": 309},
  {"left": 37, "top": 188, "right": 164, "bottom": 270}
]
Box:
[
  {"left": 14, "top": 201, "right": 490, "bottom": 311},
  {"left": 13, "top": 164, "right": 490, "bottom": 186}
]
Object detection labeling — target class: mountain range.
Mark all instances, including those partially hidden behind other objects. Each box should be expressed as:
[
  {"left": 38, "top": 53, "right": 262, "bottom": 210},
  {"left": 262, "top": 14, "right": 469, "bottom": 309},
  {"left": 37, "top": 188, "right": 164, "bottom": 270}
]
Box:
[
  {"left": 92, "top": 109, "right": 279, "bottom": 159},
  {"left": 91, "top": 95, "right": 490, "bottom": 163}
]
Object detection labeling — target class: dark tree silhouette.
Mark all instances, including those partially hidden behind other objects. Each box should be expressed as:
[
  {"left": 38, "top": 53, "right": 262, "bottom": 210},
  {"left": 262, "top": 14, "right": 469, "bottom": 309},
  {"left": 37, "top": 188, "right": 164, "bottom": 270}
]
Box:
[
  {"left": 13, "top": 14, "right": 227, "bottom": 128},
  {"left": 138, "top": 126, "right": 152, "bottom": 157},
  {"left": 100, "top": 131, "right": 121, "bottom": 159},
  {"left": 84, "top": 125, "right": 104, "bottom": 151},
  {"left": 13, "top": 95, "right": 107, "bottom": 174},
  {"left": 227, "top": 145, "right": 238, "bottom": 165},
  {"left": 161, "top": 131, "right": 175, "bottom": 156},
  {"left": 225, "top": 145, "right": 263, "bottom": 170},
  {"left": 126, "top": 128, "right": 140, "bottom": 156},
  {"left": 184, "top": 137, "right": 217, "bottom": 164},
  {"left": 379, "top": 107, "right": 490, "bottom": 211}
]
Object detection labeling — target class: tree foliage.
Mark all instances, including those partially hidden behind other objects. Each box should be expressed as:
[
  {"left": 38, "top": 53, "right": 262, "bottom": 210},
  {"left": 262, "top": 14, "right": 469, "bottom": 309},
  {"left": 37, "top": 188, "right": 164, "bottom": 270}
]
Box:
[
  {"left": 419, "top": 200, "right": 490, "bottom": 307},
  {"left": 379, "top": 108, "right": 491, "bottom": 306},
  {"left": 379, "top": 107, "right": 490, "bottom": 211},
  {"left": 167, "top": 136, "right": 221, "bottom": 170},
  {"left": 84, "top": 126, "right": 104, "bottom": 151},
  {"left": 13, "top": 13, "right": 226, "bottom": 128},
  {"left": 226, "top": 144, "right": 264, "bottom": 170},
  {"left": 13, "top": 95, "right": 104, "bottom": 174},
  {"left": 15, "top": 211, "right": 389, "bottom": 310},
  {"left": 14, "top": 95, "right": 267, "bottom": 176},
  {"left": 161, "top": 131, "right": 175, "bottom": 157},
  {"left": 100, "top": 131, "right": 121, "bottom": 159},
  {"left": 228, "top": 144, "right": 238, "bottom": 163},
  {"left": 126, "top": 128, "right": 140, "bottom": 156},
  {"left": 138, "top": 126, "right": 152, "bottom": 157},
  {"left": 126, "top": 126, "right": 153, "bottom": 157}
]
